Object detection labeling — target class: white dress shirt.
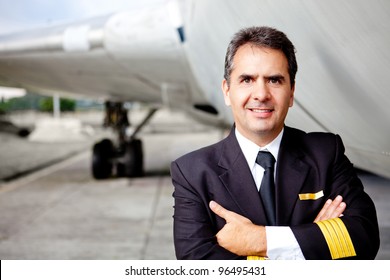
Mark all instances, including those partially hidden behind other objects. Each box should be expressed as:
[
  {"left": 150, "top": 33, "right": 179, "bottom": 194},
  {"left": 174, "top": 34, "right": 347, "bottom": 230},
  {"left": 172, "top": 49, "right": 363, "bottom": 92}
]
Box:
[{"left": 235, "top": 128, "right": 305, "bottom": 260}]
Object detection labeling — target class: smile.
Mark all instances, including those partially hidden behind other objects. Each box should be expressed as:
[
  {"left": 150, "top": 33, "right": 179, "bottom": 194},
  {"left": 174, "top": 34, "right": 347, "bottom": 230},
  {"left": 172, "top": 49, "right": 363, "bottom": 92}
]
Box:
[{"left": 250, "top": 109, "right": 274, "bottom": 113}]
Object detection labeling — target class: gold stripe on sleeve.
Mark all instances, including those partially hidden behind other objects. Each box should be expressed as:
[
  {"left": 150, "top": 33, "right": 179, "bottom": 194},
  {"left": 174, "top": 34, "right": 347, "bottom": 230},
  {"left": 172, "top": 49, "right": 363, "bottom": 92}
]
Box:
[
  {"left": 315, "top": 218, "right": 356, "bottom": 259},
  {"left": 247, "top": 256, "right": 268, "bottom": 260},
  {"left": 334, "top": 218, "right": 356, "bottom": 257}
]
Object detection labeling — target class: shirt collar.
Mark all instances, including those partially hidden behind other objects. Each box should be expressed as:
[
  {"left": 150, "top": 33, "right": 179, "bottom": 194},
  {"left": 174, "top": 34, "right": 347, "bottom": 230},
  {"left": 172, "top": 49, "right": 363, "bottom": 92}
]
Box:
[{"left": 235, "top": 128, "right": 284, "bottom": 169}]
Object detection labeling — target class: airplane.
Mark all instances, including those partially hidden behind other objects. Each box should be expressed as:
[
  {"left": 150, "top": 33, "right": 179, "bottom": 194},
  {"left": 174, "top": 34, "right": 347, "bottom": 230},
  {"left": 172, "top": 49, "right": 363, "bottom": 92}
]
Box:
[{"left": 0, "top": 0, "right": 389, "bottom": 180}]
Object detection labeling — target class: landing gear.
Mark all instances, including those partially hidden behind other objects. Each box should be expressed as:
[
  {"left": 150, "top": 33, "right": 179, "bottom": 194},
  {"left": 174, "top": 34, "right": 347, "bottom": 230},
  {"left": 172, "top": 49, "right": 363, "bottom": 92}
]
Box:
[
  {"left": 92, "top": 138, "right": 114, "bottom": 179},
  {"left": 116, "top": 139, "right": 143, "bottom": 177},
  {"left": 91, "top": 101, "right": 157, "bottom": 179}
]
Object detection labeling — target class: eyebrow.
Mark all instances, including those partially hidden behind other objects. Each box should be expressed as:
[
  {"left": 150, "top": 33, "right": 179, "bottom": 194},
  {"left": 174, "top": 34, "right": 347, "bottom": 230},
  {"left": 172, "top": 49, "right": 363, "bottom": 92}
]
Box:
[
  {"left": 237, "top": 73, "right": 286, "bottom": 82},
  {"left": 237, "top": 73, "right": 259, "bottom": 81},
  {"left": 264, "top": 74, "right": 286, "bottom": 81}
]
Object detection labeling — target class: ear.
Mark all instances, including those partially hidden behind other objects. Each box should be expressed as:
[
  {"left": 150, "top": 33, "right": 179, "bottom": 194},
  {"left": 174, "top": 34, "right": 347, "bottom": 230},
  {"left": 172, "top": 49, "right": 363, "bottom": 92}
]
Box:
[
  {"left": 289, "top": 83, "right": 295, "bottom": 107},
  {"left": 222, "top": 79, "right": 231, "bottom": 106}
]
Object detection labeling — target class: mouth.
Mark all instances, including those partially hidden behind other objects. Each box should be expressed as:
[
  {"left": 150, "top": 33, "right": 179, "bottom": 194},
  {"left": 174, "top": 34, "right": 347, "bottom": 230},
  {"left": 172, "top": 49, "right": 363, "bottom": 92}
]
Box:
[
  {"left": 246, "top": 107, "right": 275, "bottom": 118},
  {"left": 250, "top": 108, "right": 274, "bottom": 113}
]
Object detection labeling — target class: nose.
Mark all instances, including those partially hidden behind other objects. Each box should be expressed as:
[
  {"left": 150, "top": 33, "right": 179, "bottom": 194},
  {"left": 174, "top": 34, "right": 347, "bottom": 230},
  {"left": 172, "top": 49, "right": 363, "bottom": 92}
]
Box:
[{"left": 251, "top": 81, "right": 271, "bottom": 101}]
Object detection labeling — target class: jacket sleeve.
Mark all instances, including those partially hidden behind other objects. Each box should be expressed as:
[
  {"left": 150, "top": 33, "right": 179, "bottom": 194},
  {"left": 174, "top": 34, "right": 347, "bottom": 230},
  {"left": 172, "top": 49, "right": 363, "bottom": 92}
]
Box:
[
  {"left": 171, "top": 160, "right": 242, "bottom": 260},
  {"left": 291, "top": 135, "right": 380, "bottom": 259}
]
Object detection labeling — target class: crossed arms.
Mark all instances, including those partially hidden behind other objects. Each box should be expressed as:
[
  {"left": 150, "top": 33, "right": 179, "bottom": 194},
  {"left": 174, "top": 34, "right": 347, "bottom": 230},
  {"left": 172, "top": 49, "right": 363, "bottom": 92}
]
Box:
[
  {"left": 208, "top": 196, "right": 346, "bottom": 257},
  {"left": 172, "top": 161, "right": 379, "bottom": 260}
]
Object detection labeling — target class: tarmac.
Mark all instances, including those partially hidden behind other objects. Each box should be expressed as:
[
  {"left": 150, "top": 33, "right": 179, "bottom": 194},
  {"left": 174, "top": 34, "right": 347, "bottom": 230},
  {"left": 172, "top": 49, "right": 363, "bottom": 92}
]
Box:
[
  {"left": 0, "top": 109, "right": 389, "bottom": 260},
  {"left": 0, "top": 109, "right": 223, "bottom": 259}
]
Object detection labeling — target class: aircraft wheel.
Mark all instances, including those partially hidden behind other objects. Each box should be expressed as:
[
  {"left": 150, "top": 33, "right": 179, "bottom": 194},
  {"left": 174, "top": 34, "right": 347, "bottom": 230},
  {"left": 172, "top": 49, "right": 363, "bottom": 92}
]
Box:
[
  {"left": 117, "top": 139, "right": 144, "bottom": 177},
  {"left": 92, "top": 139, "right": 114, "bottom": 179}
]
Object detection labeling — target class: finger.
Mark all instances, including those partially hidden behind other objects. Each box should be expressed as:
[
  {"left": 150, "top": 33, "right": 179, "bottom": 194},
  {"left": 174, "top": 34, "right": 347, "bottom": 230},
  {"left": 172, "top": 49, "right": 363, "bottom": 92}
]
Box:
[
  {"left": 325, "top": 195, "right": 343, "bottom": 218},
  {"left": 314, "top": 199, "right": 332, "bottom": 222},
  {"left": 334, "top": 201, "right": 346, "bottom": 218},
  {"left": 209, "top": 200, "right": 231, "bottom": 221},
  {"left": 314, "top": 195, "right": 345, "bottom": 223}
]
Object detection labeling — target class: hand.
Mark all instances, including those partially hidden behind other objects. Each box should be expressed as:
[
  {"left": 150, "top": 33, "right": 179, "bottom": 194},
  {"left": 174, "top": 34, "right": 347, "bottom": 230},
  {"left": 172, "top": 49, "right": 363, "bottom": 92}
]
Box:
[
  {"left": 314, "top": 195, "right": 346, "bottom": 223},
  {"left": 209, "top": 201, "right": 267, "bottom": 256}
]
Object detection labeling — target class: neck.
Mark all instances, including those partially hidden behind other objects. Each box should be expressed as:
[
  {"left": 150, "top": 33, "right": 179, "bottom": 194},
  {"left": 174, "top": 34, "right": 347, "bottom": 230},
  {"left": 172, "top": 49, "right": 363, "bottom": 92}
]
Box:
[{"left": 237, "top": 127, "right": 284, "bottom": 148}]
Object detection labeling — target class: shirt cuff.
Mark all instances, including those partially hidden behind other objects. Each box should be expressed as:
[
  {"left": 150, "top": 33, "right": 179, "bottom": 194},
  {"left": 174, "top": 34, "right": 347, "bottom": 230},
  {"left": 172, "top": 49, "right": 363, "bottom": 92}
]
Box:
[{"left": 265, "top": 226, "right": 305, "bottom": 260}]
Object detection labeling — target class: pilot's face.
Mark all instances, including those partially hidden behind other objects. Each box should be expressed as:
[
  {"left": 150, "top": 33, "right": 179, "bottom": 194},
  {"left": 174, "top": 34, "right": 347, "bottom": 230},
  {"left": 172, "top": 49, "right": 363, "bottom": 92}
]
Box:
[{"left": 222, "top": 44, "right": 295, "bottom": 146}]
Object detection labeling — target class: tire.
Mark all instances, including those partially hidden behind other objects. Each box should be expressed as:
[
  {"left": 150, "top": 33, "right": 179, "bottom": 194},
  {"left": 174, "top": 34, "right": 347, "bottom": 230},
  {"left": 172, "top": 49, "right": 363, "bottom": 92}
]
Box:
[
  {"left": 117, "top": 139, "right": 144, "bottom": 178},
  {"left": 92, "top": 138, "right": 114, "bottom": 179}
]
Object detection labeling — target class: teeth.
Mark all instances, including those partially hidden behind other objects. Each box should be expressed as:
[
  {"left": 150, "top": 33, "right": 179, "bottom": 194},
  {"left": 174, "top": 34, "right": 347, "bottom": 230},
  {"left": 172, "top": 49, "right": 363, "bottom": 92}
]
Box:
[{"left": 252, "top": 109, "right": 272, "bottom": 113}]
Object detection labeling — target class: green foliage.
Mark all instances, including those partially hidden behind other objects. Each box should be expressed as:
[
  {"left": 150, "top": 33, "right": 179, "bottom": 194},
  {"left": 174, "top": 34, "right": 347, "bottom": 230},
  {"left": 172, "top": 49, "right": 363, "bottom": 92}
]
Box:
[
  {"left": 61, "top": 98, "right": 76, "bottom": 111},
  {"left": 1, "top": 94, "right": 39, "bottom": 112},
  {"left": 39, "top": 98, "right": 53, "bottom": 112},
  {"left": 0, "top": 94, "right": 76, "bottom": 112},
  {"left": 1, "top": 93, "right": 46, "bottom": 112},
  {"left": 38, "top": 97, "right": 76, "bottom": 112},
  {"left": 0, "top": 96, "right": 9, "bottom": 113}
]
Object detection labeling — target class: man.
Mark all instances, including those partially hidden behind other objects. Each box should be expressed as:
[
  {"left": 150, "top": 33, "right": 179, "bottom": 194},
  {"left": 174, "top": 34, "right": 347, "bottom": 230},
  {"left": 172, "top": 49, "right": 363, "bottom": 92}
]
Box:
[{"left": 171, "top": 26, "right": 380, "bottom": 259}]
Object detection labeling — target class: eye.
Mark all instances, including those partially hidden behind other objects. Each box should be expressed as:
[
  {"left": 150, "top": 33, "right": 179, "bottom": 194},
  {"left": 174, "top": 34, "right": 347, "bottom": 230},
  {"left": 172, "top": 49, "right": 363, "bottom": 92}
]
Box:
[
  {"left": 267, "top": 76, "right": 284, "bottom": 85},
  {"left": 243, "top": 77, "right": 252, "bottom": 83},
  {"left": 269, "top": 77, "right": 281, "bottom": 84},
  {"left": 240, "top": 75, "right": 254, "bottom": 84}
]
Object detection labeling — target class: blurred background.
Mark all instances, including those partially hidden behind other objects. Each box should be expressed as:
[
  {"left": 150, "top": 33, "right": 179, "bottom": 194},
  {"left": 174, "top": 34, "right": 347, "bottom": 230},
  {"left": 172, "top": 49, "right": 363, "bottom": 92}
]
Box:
[{"left": 0, "top": 0, "right": 389, "bottom": 260}]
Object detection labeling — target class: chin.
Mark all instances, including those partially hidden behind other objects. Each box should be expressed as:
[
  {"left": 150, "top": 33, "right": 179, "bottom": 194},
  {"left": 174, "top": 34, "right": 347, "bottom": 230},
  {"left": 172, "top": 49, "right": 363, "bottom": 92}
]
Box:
[{"left": 250, "top": 123, "right": 274, "bottom": 134}]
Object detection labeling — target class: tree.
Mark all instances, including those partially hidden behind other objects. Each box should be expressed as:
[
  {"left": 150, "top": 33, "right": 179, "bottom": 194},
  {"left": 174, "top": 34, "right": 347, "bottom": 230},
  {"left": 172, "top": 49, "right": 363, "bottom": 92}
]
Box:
[{"left": 39, "top": 97, "right": 76, "bottom": 112}]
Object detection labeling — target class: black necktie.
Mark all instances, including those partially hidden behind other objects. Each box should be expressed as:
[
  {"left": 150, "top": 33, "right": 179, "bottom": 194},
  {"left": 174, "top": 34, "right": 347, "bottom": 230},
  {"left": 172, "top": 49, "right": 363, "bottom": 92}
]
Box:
[{"left": 256, "top": 151, "right": 276, "bottom": 226}]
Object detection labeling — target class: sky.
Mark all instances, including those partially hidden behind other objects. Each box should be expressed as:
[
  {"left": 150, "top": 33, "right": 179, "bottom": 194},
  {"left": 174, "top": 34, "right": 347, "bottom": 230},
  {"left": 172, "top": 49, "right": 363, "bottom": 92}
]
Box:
[
  {"left": 0, "top": 0, "right": 165, "bottom": 35},
  {"left": 0, "top": 0, "right": 166, "bottom": 99}
]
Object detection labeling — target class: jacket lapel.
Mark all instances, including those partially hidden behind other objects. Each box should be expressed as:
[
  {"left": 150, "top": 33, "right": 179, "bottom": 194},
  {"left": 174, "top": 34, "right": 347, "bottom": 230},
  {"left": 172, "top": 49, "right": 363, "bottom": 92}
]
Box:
[
  {"left": 216, "top": 126, "right": 311, "bottom": 226},
  {"left": 218, "top": 129, "right": 268, "bottom": 225},
  {"left": 275, "top": 127, "right": 310, "bottom": 225}
]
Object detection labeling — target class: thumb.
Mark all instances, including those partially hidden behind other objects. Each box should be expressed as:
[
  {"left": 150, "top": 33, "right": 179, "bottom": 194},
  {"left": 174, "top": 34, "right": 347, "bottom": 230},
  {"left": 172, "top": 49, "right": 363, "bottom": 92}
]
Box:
[{"left": 209, "top": 200, "right": 231, "bottom": 221}]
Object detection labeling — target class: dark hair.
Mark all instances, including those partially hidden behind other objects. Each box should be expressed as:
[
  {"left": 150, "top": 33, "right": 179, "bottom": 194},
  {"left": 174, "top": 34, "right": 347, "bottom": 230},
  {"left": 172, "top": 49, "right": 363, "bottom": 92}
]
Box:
[{"left": 224, "top": 26, "right": 297, "bottom": 88}]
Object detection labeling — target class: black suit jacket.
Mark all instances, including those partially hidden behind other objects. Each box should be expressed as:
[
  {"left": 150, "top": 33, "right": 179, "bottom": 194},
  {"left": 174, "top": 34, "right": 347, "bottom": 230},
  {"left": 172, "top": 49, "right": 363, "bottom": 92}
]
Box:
[{"left": 171, "top": 126, "right": 380, "bottom": 259}]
